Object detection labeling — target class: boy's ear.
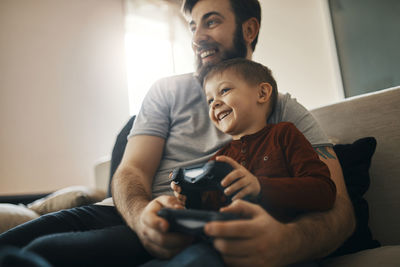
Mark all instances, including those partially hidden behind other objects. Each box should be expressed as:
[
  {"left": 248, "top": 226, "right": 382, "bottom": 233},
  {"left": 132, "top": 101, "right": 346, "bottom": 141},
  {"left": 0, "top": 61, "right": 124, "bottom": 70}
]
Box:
[
  {"left": 242, "top": 17, "right": 260, "bottom": 46},
  {"left": 257, "top": 82, "right": 273, "bottom": 103}
]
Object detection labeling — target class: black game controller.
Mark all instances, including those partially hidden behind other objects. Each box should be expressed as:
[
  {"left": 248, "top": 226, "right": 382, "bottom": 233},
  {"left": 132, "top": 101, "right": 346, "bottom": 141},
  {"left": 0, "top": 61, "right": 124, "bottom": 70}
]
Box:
[
  {"left": 157, "top": 208, "right": 239, "bottom": 236},
  {"left": 171, "top": 161, "right": 233, "bottom": 209}
]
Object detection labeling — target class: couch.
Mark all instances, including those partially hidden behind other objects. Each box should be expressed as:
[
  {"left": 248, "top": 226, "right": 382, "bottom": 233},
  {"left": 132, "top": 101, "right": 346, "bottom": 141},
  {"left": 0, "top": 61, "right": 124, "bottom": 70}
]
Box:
[{"left": 2, "top": 86, "right": 399, "bottom": 265}]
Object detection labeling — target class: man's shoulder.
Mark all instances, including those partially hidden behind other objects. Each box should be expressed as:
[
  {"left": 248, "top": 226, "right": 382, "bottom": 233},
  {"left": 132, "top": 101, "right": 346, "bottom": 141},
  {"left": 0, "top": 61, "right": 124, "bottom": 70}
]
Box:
[{"left": 157, "top": 72, "right": 197, "bottom": 85}]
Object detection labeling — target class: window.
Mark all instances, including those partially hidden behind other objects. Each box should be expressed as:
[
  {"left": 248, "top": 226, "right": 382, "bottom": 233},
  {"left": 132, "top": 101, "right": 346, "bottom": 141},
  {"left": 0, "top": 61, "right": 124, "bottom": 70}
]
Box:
[
  {"left": 124, "top": 0, "right": 194, "bottom": 115},
  {"left": 329, "top": 0, "right": 400, "bottom": 97}
]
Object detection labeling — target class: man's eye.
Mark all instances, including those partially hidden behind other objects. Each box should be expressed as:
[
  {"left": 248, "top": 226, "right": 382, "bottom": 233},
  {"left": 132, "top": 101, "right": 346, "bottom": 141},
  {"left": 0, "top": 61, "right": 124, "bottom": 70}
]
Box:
[
  {"left": 206, "top": 19, "right": 218, "bottom": 28},
  {"left": 207, "top": 99, "right": 214, "bottom": 106}
]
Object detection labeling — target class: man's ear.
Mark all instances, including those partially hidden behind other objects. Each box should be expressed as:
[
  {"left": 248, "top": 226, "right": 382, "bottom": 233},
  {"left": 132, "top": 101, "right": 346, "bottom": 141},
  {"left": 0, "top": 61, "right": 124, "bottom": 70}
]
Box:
[
  {"left": 257, "top": 82, "right": 273, "bottom": 103},
  {"left": 242, "top": 17, "right": 260, "bottom": 46}
]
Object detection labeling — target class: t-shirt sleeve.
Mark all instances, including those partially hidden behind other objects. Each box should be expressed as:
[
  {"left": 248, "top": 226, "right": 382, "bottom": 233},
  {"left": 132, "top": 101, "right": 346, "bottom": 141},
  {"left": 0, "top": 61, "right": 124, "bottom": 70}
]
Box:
[
  {"left": 128, "top": 78, "right": 171, "bottom": 139},
  {"left": 258, "top": 123, "right": 336, "bottom": 220},
  {"left": 268, "top": 93, "right": 331, "bottom": 147}
]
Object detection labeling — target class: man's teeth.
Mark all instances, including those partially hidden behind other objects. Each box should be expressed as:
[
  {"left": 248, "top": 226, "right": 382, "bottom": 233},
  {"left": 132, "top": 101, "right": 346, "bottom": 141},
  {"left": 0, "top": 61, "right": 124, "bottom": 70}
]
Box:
[
  {"left": 218, "top": 111, "right": 231, "bottom": 121},
  {"left": 200, "top": 50, "right": 216, "bottom": 59}
]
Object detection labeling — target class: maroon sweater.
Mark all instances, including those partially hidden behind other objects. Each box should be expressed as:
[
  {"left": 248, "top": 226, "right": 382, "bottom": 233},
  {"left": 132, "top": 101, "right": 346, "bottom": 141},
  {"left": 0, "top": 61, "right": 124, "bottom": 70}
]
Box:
[{"left": 209, "top": 122, "right": 336, "bottom": 220}]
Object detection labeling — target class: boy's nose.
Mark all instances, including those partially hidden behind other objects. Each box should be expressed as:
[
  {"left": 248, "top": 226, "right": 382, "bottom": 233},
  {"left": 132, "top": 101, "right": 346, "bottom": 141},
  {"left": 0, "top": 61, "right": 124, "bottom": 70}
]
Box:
[{"left": 212, "top": 99, "right": 222, "bottom": 109}]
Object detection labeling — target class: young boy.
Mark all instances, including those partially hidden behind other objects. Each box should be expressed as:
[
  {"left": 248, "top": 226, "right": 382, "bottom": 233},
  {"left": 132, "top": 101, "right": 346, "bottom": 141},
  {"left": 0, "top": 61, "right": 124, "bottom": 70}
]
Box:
[{"left": 172, "top": 58, "right": 336, "bottom": 221}]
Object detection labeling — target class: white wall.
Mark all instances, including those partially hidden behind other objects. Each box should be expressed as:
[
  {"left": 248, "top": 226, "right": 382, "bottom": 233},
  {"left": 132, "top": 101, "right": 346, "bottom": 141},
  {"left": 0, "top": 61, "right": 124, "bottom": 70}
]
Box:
[
  {"left": 0, "top": 0, "right": 130, "bottom": 195},
  {"left": 254, "top": 0, "right": 344, "bottom": 109}
]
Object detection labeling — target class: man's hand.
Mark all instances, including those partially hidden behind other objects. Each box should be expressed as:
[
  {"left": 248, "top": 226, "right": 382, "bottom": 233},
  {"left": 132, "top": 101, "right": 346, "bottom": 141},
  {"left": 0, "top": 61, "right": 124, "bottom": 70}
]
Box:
[
  {"left": 134, "top": 195, "right": 194, "bottom": 259},
  {"left": 204, "top": 199, "right": 291, "bottom": 267},
  {"left": 216, "top": 156, "right": 261, "bottom": 200}
]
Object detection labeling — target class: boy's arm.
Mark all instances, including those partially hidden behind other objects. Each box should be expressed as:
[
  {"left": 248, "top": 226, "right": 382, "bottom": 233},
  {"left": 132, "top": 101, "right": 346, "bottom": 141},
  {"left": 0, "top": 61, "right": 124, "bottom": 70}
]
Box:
[
  {"left": 257, "top": 124, "right": 336, "bottom": 218},
  {"left": 112, "top": 135, "right": 191, "bottom": 259}
]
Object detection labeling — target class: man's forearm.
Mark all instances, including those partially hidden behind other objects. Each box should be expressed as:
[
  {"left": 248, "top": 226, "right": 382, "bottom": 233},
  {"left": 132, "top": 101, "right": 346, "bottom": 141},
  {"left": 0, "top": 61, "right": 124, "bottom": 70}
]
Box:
[
  {"left": 286, "top": 147, "right": 356, "bottom": 262},
  {"left": 111, "top": 135, "right": 165, "bottom": 231},
  {"left": 287, "top": 194, "right": 355, "bottom": 262},
  {"left": 112, "top": 165, "right": 153, "bottom": 230}
]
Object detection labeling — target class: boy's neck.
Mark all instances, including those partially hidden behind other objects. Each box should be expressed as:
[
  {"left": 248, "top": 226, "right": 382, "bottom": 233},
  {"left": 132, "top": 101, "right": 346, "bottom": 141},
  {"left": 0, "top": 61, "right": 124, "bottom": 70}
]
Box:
[{"left": 231, "top": 123, "right": 268, "bottom": 140}]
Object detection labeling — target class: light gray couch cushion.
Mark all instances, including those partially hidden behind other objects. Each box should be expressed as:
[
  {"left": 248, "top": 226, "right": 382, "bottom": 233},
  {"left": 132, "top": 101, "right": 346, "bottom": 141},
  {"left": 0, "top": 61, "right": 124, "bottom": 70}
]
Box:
[{"left": 311, "top": 86, "right": 400, "bottom": 246}]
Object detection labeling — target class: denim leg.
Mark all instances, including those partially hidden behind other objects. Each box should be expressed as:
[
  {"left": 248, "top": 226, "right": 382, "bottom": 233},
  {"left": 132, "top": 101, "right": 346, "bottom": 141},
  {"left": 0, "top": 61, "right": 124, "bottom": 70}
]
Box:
[{"left": 141, "top": 242, "right": 224, "bottom": 267}]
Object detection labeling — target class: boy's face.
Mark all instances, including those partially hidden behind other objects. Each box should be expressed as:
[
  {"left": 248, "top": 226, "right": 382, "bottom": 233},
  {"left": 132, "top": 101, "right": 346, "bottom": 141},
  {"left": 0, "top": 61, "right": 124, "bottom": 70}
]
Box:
[
  {"left": 204, "top": 70, "right": 267, "bottom": 140},
  {"left": 189, "top": 0, "right": 248, "bottom": 72}
]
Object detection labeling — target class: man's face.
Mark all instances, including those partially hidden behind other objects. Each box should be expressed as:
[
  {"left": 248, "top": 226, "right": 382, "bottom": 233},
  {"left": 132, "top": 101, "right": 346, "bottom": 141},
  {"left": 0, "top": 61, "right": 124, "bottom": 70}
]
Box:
[{"left": 189, "top": 0, "right": 248, "bottom": 73}]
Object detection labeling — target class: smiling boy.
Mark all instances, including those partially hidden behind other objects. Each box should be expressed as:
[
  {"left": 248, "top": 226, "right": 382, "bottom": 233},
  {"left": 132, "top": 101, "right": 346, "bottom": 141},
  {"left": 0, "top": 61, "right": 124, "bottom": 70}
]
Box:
[{"left": 173, "top": 58, "right": 336, "bottom": 221}]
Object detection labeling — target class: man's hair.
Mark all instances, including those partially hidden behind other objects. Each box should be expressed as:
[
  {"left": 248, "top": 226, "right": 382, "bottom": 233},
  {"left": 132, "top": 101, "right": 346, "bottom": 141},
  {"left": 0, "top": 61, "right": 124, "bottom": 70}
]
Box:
[
  {"left": 182, "top": 0, "right": 261, "bottom": 51},
  {"left": 202, "top": 58, "right": 278, "bottom": 119}
]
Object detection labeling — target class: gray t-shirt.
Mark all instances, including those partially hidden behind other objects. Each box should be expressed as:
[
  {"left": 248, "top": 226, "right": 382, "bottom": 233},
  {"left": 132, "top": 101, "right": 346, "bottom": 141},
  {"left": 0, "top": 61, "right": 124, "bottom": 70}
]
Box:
[{"left": 130, "top": 73, "right": 330, "bottom": 198}]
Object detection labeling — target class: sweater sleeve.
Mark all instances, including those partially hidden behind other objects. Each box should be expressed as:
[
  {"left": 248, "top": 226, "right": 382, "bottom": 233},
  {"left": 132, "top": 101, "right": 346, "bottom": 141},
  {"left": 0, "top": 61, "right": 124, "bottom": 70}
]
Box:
[{"left": 258, "top": 123, "right": 336, "bottom": 220}]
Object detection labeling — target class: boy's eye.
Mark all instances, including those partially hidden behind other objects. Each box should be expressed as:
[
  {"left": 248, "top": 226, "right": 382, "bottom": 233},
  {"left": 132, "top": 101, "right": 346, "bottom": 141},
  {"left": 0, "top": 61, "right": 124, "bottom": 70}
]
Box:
[
  {"left": 207, "top": 98, "right": 214, "bottom": 106},
  {"left": 221, "top": 88, "right": 231, "bottom": 94}
]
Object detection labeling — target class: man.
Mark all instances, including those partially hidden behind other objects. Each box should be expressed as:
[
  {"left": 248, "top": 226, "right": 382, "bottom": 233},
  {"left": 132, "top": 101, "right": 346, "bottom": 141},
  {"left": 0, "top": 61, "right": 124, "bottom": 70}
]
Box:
[
  {"left": 0, "top": 0, "right": 355, "bottom": 266},
  {"left": 112, "top": 0, "right": 355, "bottom": 265}
]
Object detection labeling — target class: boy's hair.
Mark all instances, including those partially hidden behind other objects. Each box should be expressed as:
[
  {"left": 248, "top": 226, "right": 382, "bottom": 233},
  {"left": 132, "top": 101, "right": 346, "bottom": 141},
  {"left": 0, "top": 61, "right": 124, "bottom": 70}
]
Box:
[
  {"left": 202, "top": 58, "right": 278, "bottom": 119},
  {"left": 182, "top": 0, "right": 261, "bottom": 51}
]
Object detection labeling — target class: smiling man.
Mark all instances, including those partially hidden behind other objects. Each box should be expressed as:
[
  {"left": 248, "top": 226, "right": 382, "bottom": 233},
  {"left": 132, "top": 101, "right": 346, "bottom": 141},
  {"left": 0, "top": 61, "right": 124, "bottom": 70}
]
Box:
[
  {"left": 0, "top": 0, "right": 355, "bottom": 266},
  {"left": 112, "top": 0, "right": 355, "bottom": 265}
]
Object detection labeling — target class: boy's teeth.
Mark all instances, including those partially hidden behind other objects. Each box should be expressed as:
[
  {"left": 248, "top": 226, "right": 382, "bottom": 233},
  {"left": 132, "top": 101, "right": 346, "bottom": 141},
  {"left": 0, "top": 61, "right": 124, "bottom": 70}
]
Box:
[{"left": 218, "top": 111, "right": 230, "bottom": 120}]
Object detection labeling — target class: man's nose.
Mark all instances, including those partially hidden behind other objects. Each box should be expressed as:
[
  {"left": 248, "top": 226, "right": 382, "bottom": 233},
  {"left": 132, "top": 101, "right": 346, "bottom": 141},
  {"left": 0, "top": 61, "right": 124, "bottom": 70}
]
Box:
[{"left": 192, "top": 28, "right": 208, "bottom": 50}]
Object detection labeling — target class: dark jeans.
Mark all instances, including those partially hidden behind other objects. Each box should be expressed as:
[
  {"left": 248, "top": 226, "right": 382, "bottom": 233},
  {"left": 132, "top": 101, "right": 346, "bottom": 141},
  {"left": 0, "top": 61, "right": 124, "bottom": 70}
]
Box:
[
  {"left": 0, "top": 205, "right": 151, "bottom": 267},
  {"left": 140, "top": 242, "right": 225, "bottom": 267}
]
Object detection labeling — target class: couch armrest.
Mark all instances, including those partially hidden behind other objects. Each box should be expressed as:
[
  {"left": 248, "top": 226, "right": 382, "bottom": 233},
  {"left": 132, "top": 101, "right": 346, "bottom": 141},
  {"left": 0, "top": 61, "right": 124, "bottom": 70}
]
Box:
[
  {"left": 0, "top": 193, "right": 51, "bottom": 205},
  {"left": 94, "top": 156, "right": 111, "bottom": 193}
]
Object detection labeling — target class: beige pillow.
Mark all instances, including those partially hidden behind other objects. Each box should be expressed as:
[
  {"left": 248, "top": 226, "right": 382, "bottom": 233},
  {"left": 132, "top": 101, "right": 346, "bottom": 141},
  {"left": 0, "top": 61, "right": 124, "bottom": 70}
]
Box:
[
  {"left": 27, "top": 186, "right": 106, "bottom": 215},
  {"left": 0, "top": 203, "right": 40, "bottom": 233}
]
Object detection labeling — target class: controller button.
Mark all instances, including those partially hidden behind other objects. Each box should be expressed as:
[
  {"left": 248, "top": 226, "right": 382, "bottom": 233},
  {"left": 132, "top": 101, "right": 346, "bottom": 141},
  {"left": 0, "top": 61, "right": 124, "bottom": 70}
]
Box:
[
  {"left": 241, "top": 147, "right": 247, "bottom": 153},
  {"left": 240, "top": 161, "right": 246, "bottom": 167}
]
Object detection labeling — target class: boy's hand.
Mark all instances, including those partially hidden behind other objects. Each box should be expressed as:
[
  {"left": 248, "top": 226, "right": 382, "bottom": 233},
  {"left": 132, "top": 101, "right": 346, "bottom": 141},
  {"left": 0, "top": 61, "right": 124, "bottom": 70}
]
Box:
[
  {"left": 170, "top": 173, "right": 186, "bottom": 206},
  {"left": 216, "top": 156, "right": 261, "bottom": 201}
]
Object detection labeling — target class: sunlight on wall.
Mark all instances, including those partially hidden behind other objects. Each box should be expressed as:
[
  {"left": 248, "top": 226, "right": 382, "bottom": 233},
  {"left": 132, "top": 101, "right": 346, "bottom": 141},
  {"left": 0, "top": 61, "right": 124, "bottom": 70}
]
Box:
[{"left": 125, "top": 14, "right": 194, "bottom": 115}]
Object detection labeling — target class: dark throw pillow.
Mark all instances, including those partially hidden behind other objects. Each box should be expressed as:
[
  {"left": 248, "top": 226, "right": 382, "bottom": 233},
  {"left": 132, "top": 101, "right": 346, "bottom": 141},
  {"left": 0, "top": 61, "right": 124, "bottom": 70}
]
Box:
[
  {"left": 108, "top": 115, "right": 136, "bottom": 197},
  {"left": 328, "top": 137, "right": 380, "bottom": 257}
]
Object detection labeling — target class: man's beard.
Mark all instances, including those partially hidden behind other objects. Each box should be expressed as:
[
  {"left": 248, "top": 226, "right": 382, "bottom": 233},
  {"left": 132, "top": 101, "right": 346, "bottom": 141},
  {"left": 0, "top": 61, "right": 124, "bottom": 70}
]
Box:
[{"left": 195, "top": 25, "right": 248, "bottom": 74}]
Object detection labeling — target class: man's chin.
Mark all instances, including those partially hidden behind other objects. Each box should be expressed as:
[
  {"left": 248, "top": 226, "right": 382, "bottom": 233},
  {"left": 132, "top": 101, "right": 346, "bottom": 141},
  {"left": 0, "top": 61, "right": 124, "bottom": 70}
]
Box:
[{"left": 195, "top": 58, "right": 219, "bottom": 76}]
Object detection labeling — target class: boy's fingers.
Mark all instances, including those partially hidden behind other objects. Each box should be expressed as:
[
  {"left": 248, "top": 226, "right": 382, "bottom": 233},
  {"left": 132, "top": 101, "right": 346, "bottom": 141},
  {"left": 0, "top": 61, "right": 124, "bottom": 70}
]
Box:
[
  {"left": 221, "top": 170, "right": 243, "bottom": 187},
  {"left": 231, "top": 187, "right": 252, "bottom": 200},
  {"left": 216, "top": 155, "right": 241, "bottom": 168},
  {"left": 224, "top": 177, "right": 249, "bottom": 196},
  {"left": 170, "top": 181, "right": 182, "bottom": 193}
]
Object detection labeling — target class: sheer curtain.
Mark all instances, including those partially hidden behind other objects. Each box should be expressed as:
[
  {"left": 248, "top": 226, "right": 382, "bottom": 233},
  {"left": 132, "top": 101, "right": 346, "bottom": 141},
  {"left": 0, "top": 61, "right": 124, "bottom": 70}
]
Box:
[{"left": 124, "top": 0, "right": 194, "bottom": 115}]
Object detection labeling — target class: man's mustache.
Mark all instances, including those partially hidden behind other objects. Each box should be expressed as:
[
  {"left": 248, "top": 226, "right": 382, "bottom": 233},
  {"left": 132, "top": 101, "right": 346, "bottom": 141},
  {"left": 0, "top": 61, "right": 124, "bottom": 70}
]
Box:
[{"left": 194, "top": 41, "right": 219, "bottom": 53}]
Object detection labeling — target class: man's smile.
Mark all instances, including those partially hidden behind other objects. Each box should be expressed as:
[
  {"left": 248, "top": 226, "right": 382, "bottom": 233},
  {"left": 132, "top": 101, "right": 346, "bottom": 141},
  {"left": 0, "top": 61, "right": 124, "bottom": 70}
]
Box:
[{"left": 200, "top": 49, "right": 217, "bottom": 59}]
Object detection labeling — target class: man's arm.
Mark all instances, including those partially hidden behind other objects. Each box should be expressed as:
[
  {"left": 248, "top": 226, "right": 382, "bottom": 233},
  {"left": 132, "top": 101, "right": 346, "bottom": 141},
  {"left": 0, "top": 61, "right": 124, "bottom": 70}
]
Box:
[
  {"left": 112, "top": 135, "right": 192, "bottom": 259},
  {"left": 205, "top": 146, "right": 355, "bottom": 266},
  {"left": 288, "top": 146, "right": 355, "bottom": 259}
]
